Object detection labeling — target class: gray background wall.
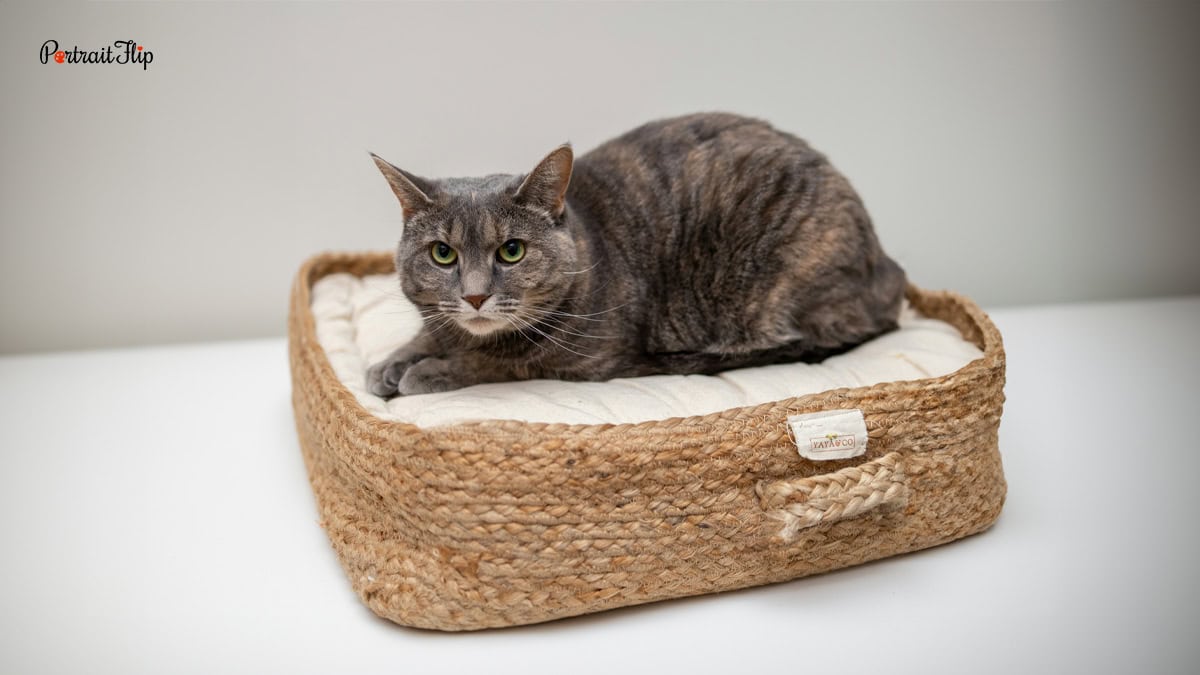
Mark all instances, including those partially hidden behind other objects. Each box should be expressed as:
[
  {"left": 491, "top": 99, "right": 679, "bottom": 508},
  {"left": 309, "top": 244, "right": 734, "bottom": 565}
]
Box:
[{"left": 1, "top": 1, "right": 1197, "bottom": 354}]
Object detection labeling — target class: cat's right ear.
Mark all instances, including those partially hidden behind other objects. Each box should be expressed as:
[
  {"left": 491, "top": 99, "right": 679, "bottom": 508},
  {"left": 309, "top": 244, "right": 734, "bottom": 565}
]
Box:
[{"left": 370, "top": 153, "right": 436, "bottom": 218}]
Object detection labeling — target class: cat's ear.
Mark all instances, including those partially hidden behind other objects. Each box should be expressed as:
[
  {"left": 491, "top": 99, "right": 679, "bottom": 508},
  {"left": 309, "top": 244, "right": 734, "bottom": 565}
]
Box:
[
  {"left": 370, "top": 153, "right": 437, "bottom": 218},
  {"left": 515, "top": 144, "right": 573, "bottom": 218}
]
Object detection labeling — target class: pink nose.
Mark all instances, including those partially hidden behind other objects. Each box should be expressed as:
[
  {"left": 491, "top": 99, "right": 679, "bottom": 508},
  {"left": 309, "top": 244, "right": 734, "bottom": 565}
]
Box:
[{"left": 463, "top": 294, "right": 490, "bottom": 310}]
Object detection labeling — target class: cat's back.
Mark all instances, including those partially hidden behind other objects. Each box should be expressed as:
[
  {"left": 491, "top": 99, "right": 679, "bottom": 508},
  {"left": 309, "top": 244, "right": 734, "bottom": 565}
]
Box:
[
  {"left": 587, "top": 112, "right": 781, "bottom": 158},
  {"left": 580, "top": 111, "right": 808, "bottom": 161},
  {"left": 571, "top": 112, "right": 824, "bottom": 213},
  {"left": 567, "top": 112, "right": 904, "bottom": 360},
  {"left": 569, "top": 113, "right": 829, "bottom": 256}
]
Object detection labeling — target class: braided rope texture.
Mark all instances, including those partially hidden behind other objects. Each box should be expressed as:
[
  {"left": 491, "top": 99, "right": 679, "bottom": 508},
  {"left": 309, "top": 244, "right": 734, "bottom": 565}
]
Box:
[
  {"left": 757, "top": 451, "right": 909, "bottom": 541},
  {"left": 288, "top": 251, "right": 1008, "bottom": 631}
]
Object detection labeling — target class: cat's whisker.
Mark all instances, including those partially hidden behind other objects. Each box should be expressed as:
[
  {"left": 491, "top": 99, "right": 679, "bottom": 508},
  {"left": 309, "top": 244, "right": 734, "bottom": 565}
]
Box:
[
  {"left": 501, "top": 315, "right": 549, "bottom": 353},
  {"left": 557, "top": 274, "right": 618, "bottom": 303},
  {"left": 525, "top": 303, "right": 628, "bottom": 322},
  {"left": 561, "top": 261, "right": 601, "bottom": 275},
  {"left": 413, "top": 307, "right": 461, "bottom": 335},
  {"left": 537, "top": 323, "right": 613, "bottom": 341},
  {"left": 421, "top": 317, "right": 456, "bottom": 339},
  {"left": 563, "top": 303, "right": 629, "bottom": 318},
  {"left": 507, "top": 314, "right": 599, "bottom": 359},
  {"left": 518, "top": 311, "right": 617, "bottom": 340},
  {"left": 415, "top": 313, "right": 453, "bottom": 329}
]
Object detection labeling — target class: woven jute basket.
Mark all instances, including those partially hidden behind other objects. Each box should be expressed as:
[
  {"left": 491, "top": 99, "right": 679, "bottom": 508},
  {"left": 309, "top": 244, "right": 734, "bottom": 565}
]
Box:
[{"left": 288, "top": 251, "right": 1007, "bottom": 631}]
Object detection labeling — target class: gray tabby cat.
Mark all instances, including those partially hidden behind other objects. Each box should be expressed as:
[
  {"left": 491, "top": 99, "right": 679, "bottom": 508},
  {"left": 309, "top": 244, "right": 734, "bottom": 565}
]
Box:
[{"left": 367, "top": 113, "right": 905, "bottom": 397}]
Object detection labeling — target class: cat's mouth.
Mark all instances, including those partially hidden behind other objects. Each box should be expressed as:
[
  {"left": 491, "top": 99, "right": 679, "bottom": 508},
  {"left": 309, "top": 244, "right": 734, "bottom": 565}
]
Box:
[{"left": 456, "top": 314, "right": 509, "bottom": 337}]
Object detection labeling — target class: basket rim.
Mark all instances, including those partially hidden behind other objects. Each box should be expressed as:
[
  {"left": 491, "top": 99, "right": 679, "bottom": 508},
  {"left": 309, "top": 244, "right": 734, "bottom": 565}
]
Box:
[{"left": 289, "top": 250, "right": 1005, "bottom": 440}]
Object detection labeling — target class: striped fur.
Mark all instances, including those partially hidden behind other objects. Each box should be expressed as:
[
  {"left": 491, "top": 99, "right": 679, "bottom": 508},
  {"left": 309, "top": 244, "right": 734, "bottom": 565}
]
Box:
[{"left": 368, "top": 113, "right": 905, "bottom": 397}]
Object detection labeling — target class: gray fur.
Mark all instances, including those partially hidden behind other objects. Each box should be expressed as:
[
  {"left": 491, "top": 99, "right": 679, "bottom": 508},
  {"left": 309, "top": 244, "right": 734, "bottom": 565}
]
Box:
[{"left": 366, "top": 113, "right": 906, "bottom": 397}]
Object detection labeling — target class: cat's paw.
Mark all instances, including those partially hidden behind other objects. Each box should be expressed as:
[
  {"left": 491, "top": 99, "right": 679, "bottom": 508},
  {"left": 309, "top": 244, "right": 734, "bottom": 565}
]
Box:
[
  {"left": 366, "top": 357, "right": 412, "bottom": 398},
  {"left": 396, "top": 358, "right": 463, "bottom": 396}
]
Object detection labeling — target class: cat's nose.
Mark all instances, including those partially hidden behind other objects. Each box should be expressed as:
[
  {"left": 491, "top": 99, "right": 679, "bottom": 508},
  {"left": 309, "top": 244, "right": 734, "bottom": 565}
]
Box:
[{"left": 463, "top": 294, "right": 490, "bottom": 310}]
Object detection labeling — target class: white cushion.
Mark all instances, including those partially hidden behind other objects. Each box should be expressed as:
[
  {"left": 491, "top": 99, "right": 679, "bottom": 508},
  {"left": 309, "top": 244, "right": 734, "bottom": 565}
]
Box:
[{"left": 312, "top": 273, "right": 982, "bottom": 427}]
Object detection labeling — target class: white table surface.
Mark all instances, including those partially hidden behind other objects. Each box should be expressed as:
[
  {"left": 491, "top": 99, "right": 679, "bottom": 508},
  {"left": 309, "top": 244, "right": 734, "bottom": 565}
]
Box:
[{"left": 2, "top": 296, "right": 1198, "bottom": 674}]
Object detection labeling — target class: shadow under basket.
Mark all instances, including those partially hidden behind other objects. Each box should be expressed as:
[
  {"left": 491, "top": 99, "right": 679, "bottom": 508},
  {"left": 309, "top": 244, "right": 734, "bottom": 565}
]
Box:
[{"left": 288, "top": 251, "right": 1008, "bottom": 631}]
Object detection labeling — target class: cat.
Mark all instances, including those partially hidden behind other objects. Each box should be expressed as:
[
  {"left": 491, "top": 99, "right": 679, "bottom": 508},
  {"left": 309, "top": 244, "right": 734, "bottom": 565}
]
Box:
[{"left": 366, "top": 112, "right": 906, "bottom": 398}]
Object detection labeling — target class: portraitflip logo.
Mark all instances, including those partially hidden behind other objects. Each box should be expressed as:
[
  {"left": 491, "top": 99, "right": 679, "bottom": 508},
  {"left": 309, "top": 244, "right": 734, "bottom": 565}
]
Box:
[{"left": 39, "top": 39, "right": 153, "bottom": 70}]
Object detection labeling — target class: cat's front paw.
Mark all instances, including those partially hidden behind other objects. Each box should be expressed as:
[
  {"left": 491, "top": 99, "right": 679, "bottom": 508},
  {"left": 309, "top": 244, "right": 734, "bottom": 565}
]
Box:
[
  {"left": 366, "top": 357, "right": 411, "bottom": 398},
  {"left": 396, "top": 358, "right": 464, "bottom": 396}
]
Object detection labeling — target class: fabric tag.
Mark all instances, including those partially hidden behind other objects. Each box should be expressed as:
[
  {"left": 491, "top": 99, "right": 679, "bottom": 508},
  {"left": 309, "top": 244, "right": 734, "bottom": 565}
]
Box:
[{"left": 786, "top": 409, "right": 868, "bottom": 461}]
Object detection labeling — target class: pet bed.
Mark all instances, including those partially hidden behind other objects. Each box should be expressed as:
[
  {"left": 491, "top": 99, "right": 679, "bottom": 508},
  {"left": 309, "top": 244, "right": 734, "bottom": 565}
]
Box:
[{"left": 289, "top": 251, "right": 1008, "bottom": 630}]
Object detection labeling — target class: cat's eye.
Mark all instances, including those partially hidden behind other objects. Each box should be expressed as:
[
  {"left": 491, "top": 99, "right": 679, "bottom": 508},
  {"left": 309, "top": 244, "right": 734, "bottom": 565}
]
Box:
[
  {"left": 497, "top": 239, "right": 526, "bottom": 264},
  {"left": 430, "top": 241, "right": 458, "bottom": 266}
]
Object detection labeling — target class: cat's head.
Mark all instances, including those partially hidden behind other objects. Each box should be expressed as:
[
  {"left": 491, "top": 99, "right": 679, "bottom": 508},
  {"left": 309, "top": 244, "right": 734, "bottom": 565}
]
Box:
[{"left": 371, "top": 145, "right": 580, "bottom": 339}]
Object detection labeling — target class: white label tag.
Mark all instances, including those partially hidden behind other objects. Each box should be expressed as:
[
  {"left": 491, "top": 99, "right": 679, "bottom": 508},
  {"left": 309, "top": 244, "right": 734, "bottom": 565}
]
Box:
[{"left": 787, "top": 409, "right": 868, "bottom": 461}]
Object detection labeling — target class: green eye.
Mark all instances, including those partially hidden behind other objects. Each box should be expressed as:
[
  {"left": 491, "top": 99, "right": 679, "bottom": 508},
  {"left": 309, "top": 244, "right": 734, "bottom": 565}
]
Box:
[
  {"left": 430, "top": 241, "right": 457, "bottom": 265},
  {"left": 497, "top": 239, "right": 526, "bottom": 263}
]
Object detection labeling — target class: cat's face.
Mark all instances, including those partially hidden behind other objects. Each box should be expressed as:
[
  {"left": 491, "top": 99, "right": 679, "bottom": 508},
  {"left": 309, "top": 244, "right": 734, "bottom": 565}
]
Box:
[
  {"left": 395, "top": 181, "right": 581, "bottom": 338},
  {"left": 372, "top": 147, "right": 578, "bottom": 338}
]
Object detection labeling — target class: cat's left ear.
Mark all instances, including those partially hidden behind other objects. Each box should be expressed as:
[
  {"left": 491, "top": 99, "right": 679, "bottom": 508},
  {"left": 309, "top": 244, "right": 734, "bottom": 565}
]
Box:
[{"left": 515, "top": 144, "right": 573, "bottom": 218}]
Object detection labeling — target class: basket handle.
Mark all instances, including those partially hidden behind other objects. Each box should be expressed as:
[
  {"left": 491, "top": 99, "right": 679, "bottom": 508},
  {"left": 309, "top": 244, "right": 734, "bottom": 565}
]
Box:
[{"left": 755, "top": 452, "right": 908, "bottom": 541}]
